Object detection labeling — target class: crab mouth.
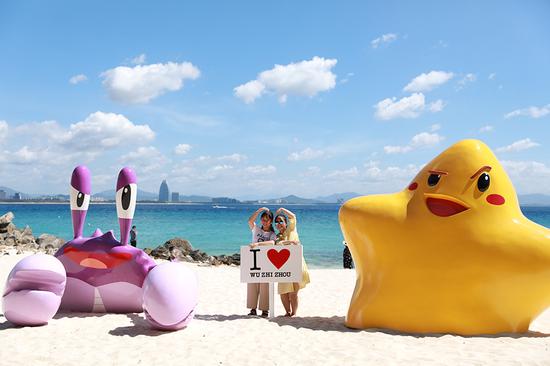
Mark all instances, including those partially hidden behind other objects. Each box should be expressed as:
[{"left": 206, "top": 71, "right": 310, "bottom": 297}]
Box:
[
  {"left": 63, "top": 246, "right": 132, "bottom": 269},
  {"left": 425, "top": 194, "right": 469, "bottom": 217}
]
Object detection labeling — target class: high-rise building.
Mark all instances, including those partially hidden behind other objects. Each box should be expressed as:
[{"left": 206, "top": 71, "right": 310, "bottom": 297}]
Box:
[
  {"left": 0, "top": 190, "right": 6, "bottom": 200},
  {"left": 171, "top": 192, "right": 180, "bottom": 202},
  {"left": 159, "top": 180, "right": 170, "bottom": 202}
]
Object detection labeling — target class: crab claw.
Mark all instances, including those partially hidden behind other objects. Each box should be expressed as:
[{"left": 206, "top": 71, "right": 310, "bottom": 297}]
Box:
[
  {"left": 142, "top": 263, "right": 198, "bottom": 330},
  {"left": 2, "top": 254, "right": 66, "bottom": 326}
]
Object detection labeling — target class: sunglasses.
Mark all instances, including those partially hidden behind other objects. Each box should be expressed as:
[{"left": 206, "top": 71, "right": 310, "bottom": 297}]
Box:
[{"left": 275, "top": 220, "right": 285, "bottom": 224}]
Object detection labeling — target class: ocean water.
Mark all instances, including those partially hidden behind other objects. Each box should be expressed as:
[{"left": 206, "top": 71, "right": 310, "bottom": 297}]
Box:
[{"left": 1, "top": 203, "right": 549, "bottom": 268}]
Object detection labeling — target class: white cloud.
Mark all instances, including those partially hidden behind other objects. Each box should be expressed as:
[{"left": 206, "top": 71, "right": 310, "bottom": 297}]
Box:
[
  {"left": 131, "top": 54, "right": 146, "bottom": 65},
  {"left": 326, "top": 166, "right": 359, "bottom": 179},
  {"left": 430, "top": 124, "right": 441, "bottom": 132},
  {"left": 245, "top": 165, "right": 277, "bottom": 175},
  {"left": 101, "top": 62, "right": 200, "bottom": 104},
  {"left": 479, "top": 125, "right": 494, "bottom": 133},
  {"left": 457, "top": 73, "right": 477, "bottom": 89},
  {"left": 383, "top": 145, "right": 412, "bottom": 154},
  {"left": 496, "top": 138, "right": 540, "bottom": 153},
  {"left": 384, "top": 132, "right": 445, "bottom": 154},
  {"left": 69, "top": 74, "right": 87, "bottom": 85},
  {"left": 403, "top": 71, "right": 454, "bottom": 92},
  {"left": 374, "top": 93, "right": 425, "bottom": 120},
  {"left": 501, "top": 160, "right": 550, "bottom": 194},
  {"left": 120, "top": 146, "right": 168, "bottom": 173},
  {"left": 504, "top": 104, "right": 550, "bottom": 119},
  {"left": 429, "top": 100, "right": 445, "bottom": 112},
  {"left": 59, "top": 111, "right": 154, "bottom": 152},
  {"left": 0, "top": 120, "right": 8, "bottom": 141},
  {"left": 288, "top": 147, "right": 325, "bottom": 161},
  {"left": 174, "top": 144, "right": 191, "bottom": 155},
  {"left": 302, "top": 166, "right": 321, "bottom": 177},
  {"left": 233, "top": 80, "right": 265, "bottom": 104},
  {"left": 234, "top": 56, "right": 337, "bottom": 104},
  {"left": 219, "top": 153, "right": 247, "bottom": 163},
  {"left": 340, "top": 72, "right": 354, "bottom": 84},
  {"left": 371, "top": 33, "right": 397, "bottom": 48}
]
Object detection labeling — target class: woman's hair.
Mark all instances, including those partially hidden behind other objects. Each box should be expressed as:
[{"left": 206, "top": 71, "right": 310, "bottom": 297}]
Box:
[{"left": 260, "top": 211, "right": 275, "bottom": 232}]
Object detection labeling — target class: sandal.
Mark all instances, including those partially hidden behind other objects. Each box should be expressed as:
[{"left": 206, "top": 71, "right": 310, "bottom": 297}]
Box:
[
  {"left": 248, "top": 309, "right": 257, "bottom": 316},
  {"left": 260, "top": 311, "right": 269, "bottom": 318}
]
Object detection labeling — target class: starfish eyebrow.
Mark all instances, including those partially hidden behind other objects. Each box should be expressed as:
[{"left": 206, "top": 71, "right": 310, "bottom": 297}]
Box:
[
  {"left": 428, "top": 169, "right": 448, "bottom": 175},
  {"left": 470, "top": 165, "right": 492, "bottom": 179}
]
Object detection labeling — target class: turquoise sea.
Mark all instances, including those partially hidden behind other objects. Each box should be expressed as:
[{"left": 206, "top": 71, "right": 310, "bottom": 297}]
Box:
[{"left": 1, "top": 203, "right": 549, "bottom": 268}]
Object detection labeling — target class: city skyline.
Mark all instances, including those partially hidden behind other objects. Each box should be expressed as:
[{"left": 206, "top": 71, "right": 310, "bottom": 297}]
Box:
[{"left": 0, "top": 1, "right": 549, "bottom": 198}]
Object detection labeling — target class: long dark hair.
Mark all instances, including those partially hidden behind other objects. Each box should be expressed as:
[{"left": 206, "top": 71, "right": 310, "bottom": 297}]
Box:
[{"left": 260, "top": 211, "right": 275, "bottom": 232}]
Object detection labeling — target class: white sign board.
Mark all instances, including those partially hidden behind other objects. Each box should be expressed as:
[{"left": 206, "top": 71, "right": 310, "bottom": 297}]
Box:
[{"left": 240, "top": 245, "right": 303, "bottom": 283}]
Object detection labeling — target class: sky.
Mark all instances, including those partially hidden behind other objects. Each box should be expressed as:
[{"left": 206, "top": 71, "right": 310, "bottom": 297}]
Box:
[{"left": 0, "top": 1, "right": 549, "bottom": 199}]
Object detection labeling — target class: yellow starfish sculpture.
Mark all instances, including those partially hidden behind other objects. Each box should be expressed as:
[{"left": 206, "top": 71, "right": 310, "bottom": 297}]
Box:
[{"left": 339, "top": 139, "right": 550, "bottom": 335}]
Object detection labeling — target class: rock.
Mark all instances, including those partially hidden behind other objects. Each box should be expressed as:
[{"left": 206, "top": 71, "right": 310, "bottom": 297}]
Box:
[
  {"left": 0, "top": 212, "right": 15, "bottom": 233},
  {"left": 36, "top": 234, "right": 65, "bottom": 251},
  {"left": 0, "top": 212, "right": 14, "bottom": 225},
  {"left": 150, "top": 237, "right": 194, "bottom": 261}
]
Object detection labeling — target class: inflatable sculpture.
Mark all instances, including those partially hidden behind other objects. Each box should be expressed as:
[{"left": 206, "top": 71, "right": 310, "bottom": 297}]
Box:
[
  {"left": 2, "top": 166, "right": 198, "bottom": 330},
  {"left": 339, "top": 139, "right": 550, "bottom": 335}
]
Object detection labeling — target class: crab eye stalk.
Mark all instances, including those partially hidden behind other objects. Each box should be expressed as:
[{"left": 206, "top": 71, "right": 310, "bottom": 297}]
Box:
[
  {"left": 116, "top": 167, "right": 137, "bottom": 245},
  {"left": 70, "top": 165, "right": 91, "bottom": 238}
]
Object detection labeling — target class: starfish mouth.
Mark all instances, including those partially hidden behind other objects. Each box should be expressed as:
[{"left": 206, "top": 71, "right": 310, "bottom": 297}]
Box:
[{"left": 425, "top": 194, "right": 469, "bottom": 217}]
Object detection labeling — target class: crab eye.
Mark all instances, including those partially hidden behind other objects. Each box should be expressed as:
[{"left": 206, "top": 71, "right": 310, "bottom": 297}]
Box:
[
  {"left": 427, "top": 174, "right": 441, "bottom": 187},
  {"left": 477, "top": 172, "right": 490, "bottom": 192},
  {"left": 121, "top": 185, "right": 131, "bottom": 210},
  {"left": 70, "top": 185, "right": 90, "bottom": 211},
  {"left": 116, "top": 183, "right": 137, "bottom": 219}
]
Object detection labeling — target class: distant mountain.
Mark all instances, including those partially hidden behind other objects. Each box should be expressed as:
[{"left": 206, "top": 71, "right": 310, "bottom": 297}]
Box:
[
  {"left": 518, "top": 194, "right": 550, "bottom": 206},
  {"left": 93, "top": 189, "right": 158, "bottom": 201},
  {"left": 178, "top": 195, "right": 212, "bottom": 203},
  {"left": 315, "top": 192, "right": 361, "bottom": 203}
]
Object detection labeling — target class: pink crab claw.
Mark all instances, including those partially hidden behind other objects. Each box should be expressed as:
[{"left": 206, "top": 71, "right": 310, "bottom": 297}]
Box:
[
  {"left": 142, "top": 262, "right": 198, "bottom": 330},
  {"left": 2, "top": 254, "right": 67, "bottom": 326}
]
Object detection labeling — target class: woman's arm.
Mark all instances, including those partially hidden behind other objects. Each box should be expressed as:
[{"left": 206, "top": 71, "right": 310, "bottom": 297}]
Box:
[
  {"left": 248, "top": 207, "right": 269, "bottom": 230},
  {"left": 277, "top": 240, "right": 300, "bottom": 246},
  {"left": 249, "top": 240, "right": 276, "bottom": 248},
  {"left": 277, "top": 207, "right": 296, "bottom": 232}
]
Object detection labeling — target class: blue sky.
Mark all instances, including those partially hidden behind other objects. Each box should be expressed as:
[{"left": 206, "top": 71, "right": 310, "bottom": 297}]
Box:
[{"left": 0, "top": 1, "right": 549, "bottom": 198}]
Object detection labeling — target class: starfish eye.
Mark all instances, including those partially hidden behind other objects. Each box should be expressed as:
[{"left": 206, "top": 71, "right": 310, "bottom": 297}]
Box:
[
  {"left": 427, "top": 174, "right": 441, "bottom": 187},
  {"left": 477, "top": 172, "right": 490, "bottom": 192}
]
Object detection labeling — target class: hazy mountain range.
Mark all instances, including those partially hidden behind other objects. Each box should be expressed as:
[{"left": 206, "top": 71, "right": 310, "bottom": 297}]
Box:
[{"left": 1, "top": 185, "right": 550, "bottom": 205}]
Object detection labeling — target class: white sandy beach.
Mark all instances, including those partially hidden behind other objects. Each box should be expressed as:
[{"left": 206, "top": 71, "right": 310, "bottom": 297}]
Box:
[{"left": 1, "top": 253, "right": 550, "bottom": 366}]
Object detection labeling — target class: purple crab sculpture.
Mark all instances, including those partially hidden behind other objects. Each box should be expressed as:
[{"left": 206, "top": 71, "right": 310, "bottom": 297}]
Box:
[{"left": 2, "top": 166, "right": 198, "bottom": 330}]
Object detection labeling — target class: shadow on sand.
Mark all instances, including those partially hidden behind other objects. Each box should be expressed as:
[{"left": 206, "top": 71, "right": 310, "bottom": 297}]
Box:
[{"left": 193, "top": 313, "right": 550, "bottom": 338}]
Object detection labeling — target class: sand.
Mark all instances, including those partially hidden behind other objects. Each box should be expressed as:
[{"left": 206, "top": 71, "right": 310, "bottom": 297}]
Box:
[{"left": 1, "top": 253, "right": 550, "bottom": 365}]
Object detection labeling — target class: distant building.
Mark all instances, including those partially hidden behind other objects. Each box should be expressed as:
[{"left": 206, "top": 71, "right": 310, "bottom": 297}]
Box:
[
  {"left": 171, "top": 192, "right": 180, "bottom": 202},
  {"left": 0, "top": 190, "right": 6, "bottom": 200},
  {"left": 13, "top": 192, "right": 22, "bottom": 201},
  {"left": 159, "top": 180, "right": 170, "bottom": 202},
  {"left": 212, "top": 197, "right": 239, "bottom": 204}
]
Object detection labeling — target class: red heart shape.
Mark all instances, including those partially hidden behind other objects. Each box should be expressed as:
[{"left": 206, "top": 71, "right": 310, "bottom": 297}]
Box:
[{"left": 267, "top": 248, "right": 290, "bottom": 269}]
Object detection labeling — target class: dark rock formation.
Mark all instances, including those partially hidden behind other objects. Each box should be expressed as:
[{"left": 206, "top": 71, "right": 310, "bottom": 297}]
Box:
[{"left": 0, "top": 212, "right": 65, "bottom": 255}]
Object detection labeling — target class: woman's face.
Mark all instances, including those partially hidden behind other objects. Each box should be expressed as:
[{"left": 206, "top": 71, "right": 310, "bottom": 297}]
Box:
[
  {"left": 260, "top": 214, "right": 272, "bottom": 230},
  {"left": 275, "top": 217, "right": 286, "bottom": 233}
]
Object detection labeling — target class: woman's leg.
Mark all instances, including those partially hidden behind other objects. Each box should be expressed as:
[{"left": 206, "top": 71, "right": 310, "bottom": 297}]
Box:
[
  {"left": 289, "top": 291, "right": 298, "bottom": 316},
  {"left": 280, "top": 293, "right": 291, "bottom": 315},
  {"left": 247, "top": 283, "right": 259, "bottom": 314}
]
